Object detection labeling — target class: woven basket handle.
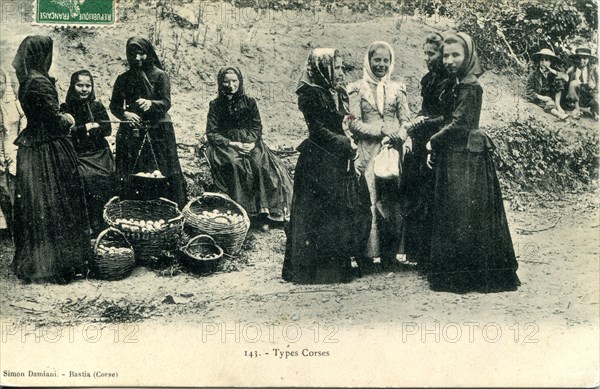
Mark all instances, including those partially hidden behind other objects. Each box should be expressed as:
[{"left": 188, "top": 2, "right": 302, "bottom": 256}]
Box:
[
  {"left": 105, "top": 196, "right": 120, "bottom": 207},
  {"left": 158, "top": 197, "right": 184, "bottom": 224},
  {"left": 94, "top": 227, "right": 131, "bottom": 253},
  {"left": 182, "top": 196, "right": 201, "bottom": 215},
  {"left": 103, "top": 196, "right": 120, "bottom": 222},
  {"left": 184, "top": 234, "right": 218, "bottom": 251}
]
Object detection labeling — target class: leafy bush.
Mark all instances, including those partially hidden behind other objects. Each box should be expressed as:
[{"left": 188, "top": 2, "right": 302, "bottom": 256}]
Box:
[
  {"left": 488, "top": 116, "right": 599, "bottom": 193},
  {"left": 450, "top": 0, "right": 598, "bottom": 73}
]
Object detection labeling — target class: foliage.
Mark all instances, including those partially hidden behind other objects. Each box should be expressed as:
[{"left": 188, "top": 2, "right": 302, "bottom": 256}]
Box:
[
  {"left": 449, "top": 0, "right": 598, "bottom": 72},
  {"left": 488, "top": 116, "right": 599, "bottom": 193}
]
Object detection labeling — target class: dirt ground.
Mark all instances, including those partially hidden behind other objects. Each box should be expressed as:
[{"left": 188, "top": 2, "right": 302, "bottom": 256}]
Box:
[{"left": 0, "top": 0, "right": 598, "bottom": 348}]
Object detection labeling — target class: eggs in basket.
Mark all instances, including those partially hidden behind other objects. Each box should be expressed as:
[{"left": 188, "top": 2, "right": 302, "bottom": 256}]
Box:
[
  {"left": 133, "top": 170, "right": 165, "bottom": 179},
  {"left": 96, "top": 245, "right": 132, "bottom": 255},
  {"left": 114, "top": 218, "right": 167, "bottom": 232},
  {"left": 199, "top": 209, "right": 244, "bottom": 225}
]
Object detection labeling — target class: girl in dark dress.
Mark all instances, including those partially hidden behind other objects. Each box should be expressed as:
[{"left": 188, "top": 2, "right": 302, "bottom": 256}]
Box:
[
  {"left": 282, "top": 48, "right": 368, "bottom": 284},
  {"left": 11, "top": 36, "right": 91, "bottom": 283},
  {"left": 402, "top": 32, "right": 453, "bottom": 271},
  {"left": 205, "top": 67, "right": 293, "bottom": 227},
  {"left": 425, "top": 33, "right": 520, "bottom": 293},
  {"left": 110, "top": 37, "right": 187, "bottom": 208},
  {"left": 64, "top": 70, "right": 114, "bottom": 235}
]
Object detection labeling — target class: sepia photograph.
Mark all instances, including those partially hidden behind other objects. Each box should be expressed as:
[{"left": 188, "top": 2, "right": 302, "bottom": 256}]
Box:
[{"left": 0, "top": 0, "right": 598, "bottom": 387}]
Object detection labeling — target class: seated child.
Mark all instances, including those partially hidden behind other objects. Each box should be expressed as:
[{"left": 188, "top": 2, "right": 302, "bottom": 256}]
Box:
[
  {"left": 63, "top": 70, "right": 114, "bottom": 235},
  {"left": 526, "top": 48, "right": 569, "bottom": 120},
  {"left": 565, "top": 46, "right": 598, "bottom": 120}
]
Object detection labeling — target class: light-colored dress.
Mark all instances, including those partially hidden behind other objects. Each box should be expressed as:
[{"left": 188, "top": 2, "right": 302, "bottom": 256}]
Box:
[{"left": 347, "top": 73, "right": 411, "bottom": 258}]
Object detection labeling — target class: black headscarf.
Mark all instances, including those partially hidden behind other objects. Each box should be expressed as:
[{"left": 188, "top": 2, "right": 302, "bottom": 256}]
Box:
[
  {"left": 445, "top": 32, "right": 484, "bottom": 84},
  {"left": 215, "top": 66, "right": 252, "bottom": 113},
  {"left": 217, "top": 66, "right": 245, "bottom": 99},
  {"left": 122, "top": 37, "right": 164, "bottom": 106},
  {"left": 126, "top": 37, "right": 163, "bottom": 71},
  {"left": 12, "top": 35, "right": 53, "bottom": 97},
  {"left": 65, "top": 69, "right": 96, "bottom": 123},
  {"left": 66, "top": 70, "right": 96, "bottom": 107}
]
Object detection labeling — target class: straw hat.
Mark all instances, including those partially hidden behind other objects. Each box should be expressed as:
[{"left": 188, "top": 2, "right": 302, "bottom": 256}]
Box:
[
  {"left": 570, "top": 46, "right": 595, "bottom": 59},
  {"left": 531, "top": 48, "right": 559, "bottom": 61}
]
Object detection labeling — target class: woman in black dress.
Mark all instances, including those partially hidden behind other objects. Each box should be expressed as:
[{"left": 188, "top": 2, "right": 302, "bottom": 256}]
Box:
[
  {"left": 426, "top": 33, "right": 520, "bottom": 293},
  {"left": 64, "top": 70, "right": 114, "bottom": 235},
  {"left": 11, "top": 36, "right": 91, "bottom": 283},
  {"left": 110, "top": 37, "right": 187, "bottom": 208},
  {"left": 402, "top": 32, "right": 452, "bottom": 271},
  {"left": 205, "top": 67, "right": 293, "bottom": 227},
  {"left": 282, "top": 48, "right": 368, "bottom": 284}
]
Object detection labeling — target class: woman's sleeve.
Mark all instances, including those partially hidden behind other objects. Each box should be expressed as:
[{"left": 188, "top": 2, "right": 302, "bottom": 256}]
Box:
[
  {"left": 70, "top": 124, "right": 87, "bottom": 137},
  {"left": 346, "top": 83, "right": 383, "bottom": 137},
  {"left": 89, "top": 101, "right": 112, "bottom": 138},
  {"left": 149, "top": 72, "right": 171, "bottom": 114},
  {"left": 109, "top": 75, "right": 126, "bottom": 119},
  {"left": 205, "top": 102, "right": 230, "bottom": 146},
  {"left": 28, "top": 76, "right": 73, "bottom": 135},
  {"left": 395, "top": 88, "right": 410, "bottom": 141},
  {"left": 429, "top": 85, "right": 480, "bottom": 150},
  {"left": 417, "top": 77, "right": 428, "bottom": 117},
  {"left": 349, "top": 115, "right": 384, "bottom": 137},
  {"left": 299, "top": 92, "right": 352, "bottom": 157},
  {"left": 245, "top": 98, "right": 263, "bottom": 142}
]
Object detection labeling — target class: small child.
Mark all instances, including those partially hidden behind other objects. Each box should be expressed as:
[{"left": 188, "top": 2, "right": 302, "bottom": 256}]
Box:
[
  {"left": 63, "top": 70, "right": 114, "bottom": 235},
  {"left": 526, "top": 48, "right": 569, "bottom": 120},
  {"left": 565, "top": 46, "right": 598, "bottom": 120}
]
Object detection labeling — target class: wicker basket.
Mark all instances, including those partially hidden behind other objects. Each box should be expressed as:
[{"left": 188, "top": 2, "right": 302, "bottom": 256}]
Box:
[
  {"left": 103, "top": 196, "right": 184, "bottom": 263},
  {"left": 179, "top": 234, "right": 224, "bottom": 275},
  {"left": 182, "top": 192, "right": 250, "bottom": 254},
  {"left": 92, "top": 227, "right": 135, "bottom": 280}
]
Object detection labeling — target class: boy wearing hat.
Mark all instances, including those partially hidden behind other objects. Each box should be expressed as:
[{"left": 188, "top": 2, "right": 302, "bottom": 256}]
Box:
[
  {"left": 525, "top": 48, "right": 569, "bottom": 120},
  {"left": 565, "top": 46, "right": 598, "bottom": 120}
]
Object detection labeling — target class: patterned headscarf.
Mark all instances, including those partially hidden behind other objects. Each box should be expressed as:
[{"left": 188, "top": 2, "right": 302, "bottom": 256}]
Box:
[
  {"left": 296, "top": 48, "right": 348, "bottom": 114},
  {"left": 296, "top": 48, "right": 339, "bottom": 91},
  {"left": 445, "top": 32, "right": 484, "bottom": 83}
]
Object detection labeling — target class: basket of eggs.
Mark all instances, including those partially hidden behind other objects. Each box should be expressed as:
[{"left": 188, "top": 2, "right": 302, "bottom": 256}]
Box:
[
  {"left": 178, "top": 234, "right": 224, "bottom": 275},
  {"left": 92, "top": 227, "right": 136, "bottom": 280},
  {"left": 103, "top": 196, "right": 184, "bottom": 263},
  {"left": 182, "top": 192, "right": 250, "bottom": 254}
]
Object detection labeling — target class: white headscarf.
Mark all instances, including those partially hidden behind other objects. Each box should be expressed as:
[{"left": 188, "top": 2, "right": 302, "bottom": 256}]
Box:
[{"left": 362, "top": 41, "right": 395, "bottom": 115}]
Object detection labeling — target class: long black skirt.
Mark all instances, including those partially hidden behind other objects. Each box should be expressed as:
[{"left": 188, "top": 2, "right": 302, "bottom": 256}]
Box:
[
  {"left": 77, "top": 147, "right": 115, "bottom": 235},
  {"left": 115, "top": 122, "right": 187, "bottom": 209},
  {"left": 427, "top": 147, "right": 520, "bottom": 293},
  {"left": 400, "top": 146, "right": 435, "bottom": 269},
  {"left": 13, "top": 138, "right": 91, "bottom": 283},
  {"left": 282, "top": 141, "right": 370, "bottom": 284},
  {"left": 206, "top": 139, "right": 293, "bottom": 220}
]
